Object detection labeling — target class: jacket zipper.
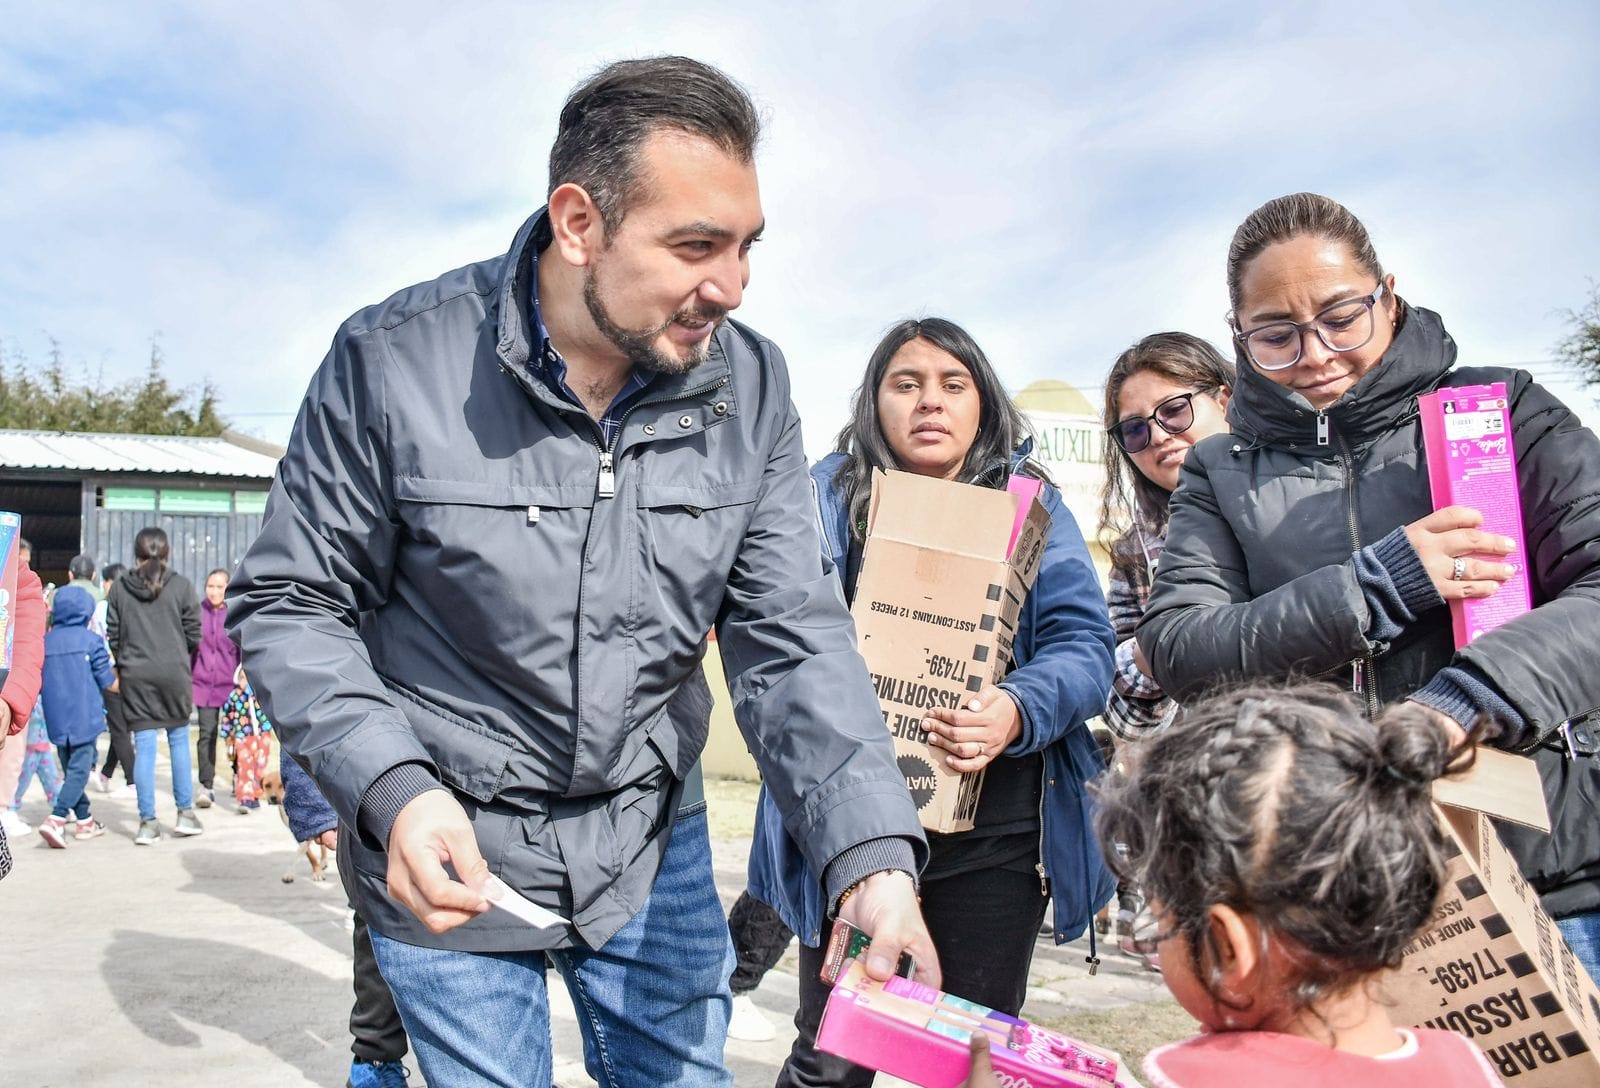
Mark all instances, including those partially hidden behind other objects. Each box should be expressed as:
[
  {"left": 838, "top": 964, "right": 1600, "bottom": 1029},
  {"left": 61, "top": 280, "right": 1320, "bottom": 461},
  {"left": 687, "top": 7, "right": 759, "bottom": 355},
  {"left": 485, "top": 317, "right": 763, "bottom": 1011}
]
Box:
[
  {"left": 587, "top": 374, "right": 731, "bottom": 501},
  {"left": 1331, "top": 420, "right": 1381, "bottom": 718}
]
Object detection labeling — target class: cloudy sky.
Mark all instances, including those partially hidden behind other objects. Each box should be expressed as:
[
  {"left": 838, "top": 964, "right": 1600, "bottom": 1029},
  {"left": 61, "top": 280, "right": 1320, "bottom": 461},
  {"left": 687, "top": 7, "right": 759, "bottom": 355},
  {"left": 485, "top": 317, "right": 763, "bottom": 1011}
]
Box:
[{"left": 3, "top": 2, "right": 1597, "bottom": 452}]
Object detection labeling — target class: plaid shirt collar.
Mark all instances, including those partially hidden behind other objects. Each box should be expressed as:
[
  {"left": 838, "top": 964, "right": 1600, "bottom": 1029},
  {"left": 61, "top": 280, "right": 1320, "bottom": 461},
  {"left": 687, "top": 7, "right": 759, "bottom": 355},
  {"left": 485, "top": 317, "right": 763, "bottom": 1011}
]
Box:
[{"left": 528, "top": 243, "right": 654, "bottom": 448}]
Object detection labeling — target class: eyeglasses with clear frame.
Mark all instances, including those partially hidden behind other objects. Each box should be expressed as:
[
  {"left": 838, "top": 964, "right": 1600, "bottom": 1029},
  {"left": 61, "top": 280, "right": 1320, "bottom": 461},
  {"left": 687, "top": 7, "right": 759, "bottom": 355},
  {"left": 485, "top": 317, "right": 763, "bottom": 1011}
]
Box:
[
  {"left": 1231, "top": 282, "right": 1387, "bottom": 371},
  {"left": 1108, "top": 391, "right": 1206, "bottom": 455}
]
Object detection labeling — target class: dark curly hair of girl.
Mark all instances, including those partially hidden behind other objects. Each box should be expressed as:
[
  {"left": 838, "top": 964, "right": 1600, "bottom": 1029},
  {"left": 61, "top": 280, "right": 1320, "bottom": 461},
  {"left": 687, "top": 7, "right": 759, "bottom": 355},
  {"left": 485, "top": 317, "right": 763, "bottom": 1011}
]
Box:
[{"left": 1096, "top": 682, "right": 1480, "bottom": 1018}]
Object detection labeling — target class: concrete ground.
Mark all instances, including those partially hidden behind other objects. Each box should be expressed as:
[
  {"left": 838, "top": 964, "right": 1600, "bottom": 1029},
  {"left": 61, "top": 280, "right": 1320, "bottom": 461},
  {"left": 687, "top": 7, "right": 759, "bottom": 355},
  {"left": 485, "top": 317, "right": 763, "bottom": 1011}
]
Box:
[{"left": 0, "top": 741, "right": 1173, "bottom": 1087}]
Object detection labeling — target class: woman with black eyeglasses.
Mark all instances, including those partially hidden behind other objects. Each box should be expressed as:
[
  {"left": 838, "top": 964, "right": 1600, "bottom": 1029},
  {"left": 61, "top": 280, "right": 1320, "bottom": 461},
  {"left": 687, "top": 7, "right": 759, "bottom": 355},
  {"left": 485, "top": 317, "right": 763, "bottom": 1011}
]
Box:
[{"left": 1139, "top": 192, "right": 1600, "bottom": 982}]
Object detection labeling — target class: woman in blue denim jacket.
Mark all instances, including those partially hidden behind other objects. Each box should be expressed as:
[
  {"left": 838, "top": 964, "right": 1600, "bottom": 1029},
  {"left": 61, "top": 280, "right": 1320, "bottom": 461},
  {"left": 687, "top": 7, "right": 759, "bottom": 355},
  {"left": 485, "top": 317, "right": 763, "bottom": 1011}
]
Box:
[{"left": 748, "top": 317, "right": 1117, "bottom": 1086}]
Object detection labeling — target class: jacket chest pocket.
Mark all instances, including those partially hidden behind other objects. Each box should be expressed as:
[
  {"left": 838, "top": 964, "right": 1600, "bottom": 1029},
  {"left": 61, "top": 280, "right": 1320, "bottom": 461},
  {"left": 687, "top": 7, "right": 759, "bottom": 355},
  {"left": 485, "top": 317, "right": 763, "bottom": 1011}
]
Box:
[
  {"left": 392, "top": 476, "right": 594, "bottom": 598},
  {"left": 634, "top": 479, "right": 763, "bottom": 600}
]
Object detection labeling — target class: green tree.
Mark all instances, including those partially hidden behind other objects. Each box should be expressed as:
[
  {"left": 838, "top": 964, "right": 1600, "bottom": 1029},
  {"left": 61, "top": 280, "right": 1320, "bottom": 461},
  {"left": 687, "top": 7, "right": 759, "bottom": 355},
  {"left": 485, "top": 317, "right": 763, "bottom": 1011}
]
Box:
[
  {"left": 1555, "top": 281, "right": 1600, "bottom": 393},
  {"left": 0, "top": 337, "right": 227, "bottom": 436}
]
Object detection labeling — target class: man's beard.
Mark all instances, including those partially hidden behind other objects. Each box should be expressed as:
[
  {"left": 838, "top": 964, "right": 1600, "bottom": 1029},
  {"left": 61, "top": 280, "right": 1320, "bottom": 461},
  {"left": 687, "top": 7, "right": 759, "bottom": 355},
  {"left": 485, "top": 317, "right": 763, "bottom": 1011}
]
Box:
[{"left": 582, "top": 267, "right": 725, "bottom": 376}]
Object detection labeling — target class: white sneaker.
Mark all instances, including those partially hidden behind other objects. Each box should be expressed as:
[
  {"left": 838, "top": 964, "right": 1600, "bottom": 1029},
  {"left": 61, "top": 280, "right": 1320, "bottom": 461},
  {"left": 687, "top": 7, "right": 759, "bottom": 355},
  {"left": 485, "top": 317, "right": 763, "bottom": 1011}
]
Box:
[
  {"left": 0, "top": 808, "right": 32, "bottom": 838},
  {"left": 91, "top": 773, "right": 111, "bottom": 794},
  {"left": 727, "top": 993, "right": 777, "bottom": 1042}
]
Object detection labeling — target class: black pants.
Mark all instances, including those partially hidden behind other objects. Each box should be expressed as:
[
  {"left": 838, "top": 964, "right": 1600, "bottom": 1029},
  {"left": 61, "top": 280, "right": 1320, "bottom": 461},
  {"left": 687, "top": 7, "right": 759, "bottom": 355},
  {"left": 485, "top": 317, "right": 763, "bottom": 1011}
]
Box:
[
  {"left": 98, "top": 689, "right": 135, "bottom": 785},
  {"left": 776, "top": 864, "right": 1048, "bottom": 1088},
  {"left": 351, "top": 910, "right": 409, "bottom": 1063},
  {"left": 195, "top": 705, "right": 221, "bottom": 790},
  {"left": 728, "top": 890, "right": 795, "bottom": 995}
]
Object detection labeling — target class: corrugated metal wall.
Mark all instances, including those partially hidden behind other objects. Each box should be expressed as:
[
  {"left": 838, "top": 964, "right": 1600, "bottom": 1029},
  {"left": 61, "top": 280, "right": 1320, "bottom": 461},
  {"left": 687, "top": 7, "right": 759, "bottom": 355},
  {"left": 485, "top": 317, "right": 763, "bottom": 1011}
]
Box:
[{"left": 82, "top": 506, "right": 265, "bottom": 582}]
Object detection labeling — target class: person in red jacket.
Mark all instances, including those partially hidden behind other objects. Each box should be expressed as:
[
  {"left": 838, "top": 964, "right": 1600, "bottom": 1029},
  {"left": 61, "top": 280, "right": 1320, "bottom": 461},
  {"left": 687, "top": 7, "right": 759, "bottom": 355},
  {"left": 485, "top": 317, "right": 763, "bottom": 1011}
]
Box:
[{"left": 0, "top": 551, "right": 49, "bottom": 868}]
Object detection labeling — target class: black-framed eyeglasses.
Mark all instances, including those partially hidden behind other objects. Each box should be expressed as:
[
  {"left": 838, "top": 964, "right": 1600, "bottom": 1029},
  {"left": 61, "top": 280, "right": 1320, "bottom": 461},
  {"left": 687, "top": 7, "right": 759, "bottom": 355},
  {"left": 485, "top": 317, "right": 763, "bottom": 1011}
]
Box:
[
  {"left": 1231, "top": 282, "right": 1387, "bottom": 371},
  {"left": 1108, "top": 392, "right": 1202, "bottom": 455}
]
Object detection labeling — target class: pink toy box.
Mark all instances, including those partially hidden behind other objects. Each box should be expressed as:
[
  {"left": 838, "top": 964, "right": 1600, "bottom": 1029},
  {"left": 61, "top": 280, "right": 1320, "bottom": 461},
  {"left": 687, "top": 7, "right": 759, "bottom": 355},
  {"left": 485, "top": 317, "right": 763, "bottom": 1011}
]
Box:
[
  {"left": 1417, "top": 382, "right": 1531, "bottom": 647},
  {"left": 817, "top": 961, "right": 1126, "bottom": 1088}
]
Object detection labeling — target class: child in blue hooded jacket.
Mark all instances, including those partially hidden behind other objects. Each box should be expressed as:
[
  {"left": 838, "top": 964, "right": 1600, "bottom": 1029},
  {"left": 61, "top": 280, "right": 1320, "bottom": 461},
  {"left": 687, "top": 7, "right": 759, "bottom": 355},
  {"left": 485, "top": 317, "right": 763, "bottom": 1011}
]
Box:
[{"left": 37, "top": 585, "right": 118, "bottom": 847}]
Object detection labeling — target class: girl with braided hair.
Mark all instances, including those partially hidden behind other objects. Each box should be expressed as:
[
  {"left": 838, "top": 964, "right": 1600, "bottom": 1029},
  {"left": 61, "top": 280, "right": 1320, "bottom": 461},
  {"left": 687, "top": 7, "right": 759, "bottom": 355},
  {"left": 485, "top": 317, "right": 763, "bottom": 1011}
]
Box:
[{"left": 1093, "top": 682, "right": 1504, "bottom": 1086}]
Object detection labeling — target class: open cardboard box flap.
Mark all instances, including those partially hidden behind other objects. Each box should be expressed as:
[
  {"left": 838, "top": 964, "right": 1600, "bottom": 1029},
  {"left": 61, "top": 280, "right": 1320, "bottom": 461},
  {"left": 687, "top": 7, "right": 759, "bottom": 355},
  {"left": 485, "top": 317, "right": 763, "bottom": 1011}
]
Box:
[
  {"left": 1433, "top": 744, "right": 1550, "bottom": 832},
  {"left": 866, "top": 469, "right": 1018, "bottom": 560}
]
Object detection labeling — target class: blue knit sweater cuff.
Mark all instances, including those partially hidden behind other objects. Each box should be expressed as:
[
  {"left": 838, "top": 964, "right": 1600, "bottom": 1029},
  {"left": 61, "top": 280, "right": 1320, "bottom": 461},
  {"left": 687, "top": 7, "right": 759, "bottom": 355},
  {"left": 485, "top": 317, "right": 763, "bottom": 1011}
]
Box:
[
  {"left": 1354, "top": 527, "right": 1443, "bottom": 641},
  {"left": 1412, "top": 666, "right": 1526, "bottom": 746},
  {"left": 358, "top": 762, "right": 447, "bottom": 850},
  {"left": 823, "top": 837, "right": 919, "bottom": 916}
]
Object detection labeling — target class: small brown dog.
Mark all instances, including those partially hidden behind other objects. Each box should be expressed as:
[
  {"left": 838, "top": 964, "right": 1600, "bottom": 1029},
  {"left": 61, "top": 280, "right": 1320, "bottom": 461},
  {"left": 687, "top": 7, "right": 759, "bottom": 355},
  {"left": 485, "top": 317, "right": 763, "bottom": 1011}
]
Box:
[{"left": 262, "top": 769, "right": 331, "bottom": 884}]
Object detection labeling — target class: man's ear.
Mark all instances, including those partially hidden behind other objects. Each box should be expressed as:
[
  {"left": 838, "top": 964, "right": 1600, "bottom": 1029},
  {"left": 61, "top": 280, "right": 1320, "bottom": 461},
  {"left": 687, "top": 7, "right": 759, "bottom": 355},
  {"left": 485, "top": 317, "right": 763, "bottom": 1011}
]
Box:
[{"left": 546, "top": 183, "right": 604, "bottom": 268}]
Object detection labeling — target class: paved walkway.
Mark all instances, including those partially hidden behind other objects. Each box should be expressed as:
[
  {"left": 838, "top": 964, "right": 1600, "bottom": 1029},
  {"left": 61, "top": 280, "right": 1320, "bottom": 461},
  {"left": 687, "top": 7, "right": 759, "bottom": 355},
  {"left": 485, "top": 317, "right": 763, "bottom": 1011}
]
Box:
[{"left": 1, "top": 758, "right": 1167, "bottom": 1087}]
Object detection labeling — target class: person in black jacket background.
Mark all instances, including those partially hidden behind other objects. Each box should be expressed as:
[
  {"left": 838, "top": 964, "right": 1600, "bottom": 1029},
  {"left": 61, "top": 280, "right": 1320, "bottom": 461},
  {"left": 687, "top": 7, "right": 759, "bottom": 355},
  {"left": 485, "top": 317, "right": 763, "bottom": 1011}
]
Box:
[
  {"left": 107, "top": 526, "right": 204, "bottom": 845},
  {"left": 1139, "top": 192, "right": 1600, "bottom": 980}
]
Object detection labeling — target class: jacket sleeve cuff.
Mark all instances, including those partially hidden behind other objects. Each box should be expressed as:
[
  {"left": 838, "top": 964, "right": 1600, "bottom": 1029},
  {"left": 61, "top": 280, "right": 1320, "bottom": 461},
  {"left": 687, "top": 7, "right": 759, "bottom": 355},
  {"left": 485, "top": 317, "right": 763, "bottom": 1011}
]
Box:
[
  {"left": 1412, "top": 665, "right": 1524, "bottom": 746},
  {"left": 822, "top": 836, "right": 919, "bottom": 916},
  {"left": 1354, "top": 527, "right": 1443, "bottom": 641},
  {"left": 357, "top": 762, "right": 446, "bottom": 849}
]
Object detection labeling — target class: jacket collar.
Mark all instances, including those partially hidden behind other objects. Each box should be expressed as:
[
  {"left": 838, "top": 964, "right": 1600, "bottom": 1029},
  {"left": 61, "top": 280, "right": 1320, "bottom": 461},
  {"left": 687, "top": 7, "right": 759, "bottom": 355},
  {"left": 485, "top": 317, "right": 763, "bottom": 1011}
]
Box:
[
  {"left": 492, "top": 208, "right": 733, "bottom": 414},
  {"left": 1228, "top": 302, "right": 1457, "bottom": 449}
]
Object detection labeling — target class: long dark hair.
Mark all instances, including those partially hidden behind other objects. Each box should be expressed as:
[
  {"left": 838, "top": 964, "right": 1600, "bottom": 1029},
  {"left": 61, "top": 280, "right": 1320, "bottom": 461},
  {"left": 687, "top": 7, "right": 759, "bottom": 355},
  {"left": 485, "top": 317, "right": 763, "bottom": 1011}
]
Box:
[
  {"left": 132, "top": 526, "right": 171, "bottom": 597},
  {"left": 1098, "top": 332, "right": 1234, "bottom": 573},
  {"left": 834, "top": 317, "right": 1039, "bottom": 541}
]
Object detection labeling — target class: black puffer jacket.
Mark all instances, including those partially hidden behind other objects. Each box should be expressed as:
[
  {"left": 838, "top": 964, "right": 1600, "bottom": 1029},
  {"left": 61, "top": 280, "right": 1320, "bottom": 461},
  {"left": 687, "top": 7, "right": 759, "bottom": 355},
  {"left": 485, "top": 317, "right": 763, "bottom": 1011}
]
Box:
[
  {"left": 1139, "top": 303, "right": 1600, "bottom": 917},
  {"left": 107, "top": 569, "right": 201, "bottom": 730}
]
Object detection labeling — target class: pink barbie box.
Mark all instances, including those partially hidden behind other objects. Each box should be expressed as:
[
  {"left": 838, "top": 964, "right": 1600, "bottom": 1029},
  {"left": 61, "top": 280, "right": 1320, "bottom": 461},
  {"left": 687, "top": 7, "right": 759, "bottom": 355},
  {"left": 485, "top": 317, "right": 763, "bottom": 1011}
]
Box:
[
  {"left": 817, "top": 961, "right": 1126, "bottom": 1088},
  {"left": 1417, "top": 382, "right": 1532, "bottom": 647}
]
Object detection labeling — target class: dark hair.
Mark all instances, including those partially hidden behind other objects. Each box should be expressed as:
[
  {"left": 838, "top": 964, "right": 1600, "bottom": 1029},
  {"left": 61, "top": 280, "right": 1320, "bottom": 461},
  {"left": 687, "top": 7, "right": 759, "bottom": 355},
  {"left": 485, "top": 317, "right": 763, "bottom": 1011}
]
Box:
[
  {"left": 207, "top": 567, "right": 230, "bottom": 582},
  {"left": 132, "top": 526, "right": 171, "bottom": 597},
  {"left": 1096, "top": 682, "right": 1476, "bottom": 1020},
  {"left": 833, "top": 317, "right": 1041, "bottom": 540},
  {"left": 102, "top": 562, "right": 125, "bottom": 584},
  {"left": 548, "top": 56, "right": 761, "bottom": 231},
  {"left": 1098, "top": 332, "right": 1234, "bottom": 572},
  {"left": 1226, "top": 193, "right": 1384, "bottom": 316},
  {"left": 69, "top": 553, "right": 97, "bottom": 581}
]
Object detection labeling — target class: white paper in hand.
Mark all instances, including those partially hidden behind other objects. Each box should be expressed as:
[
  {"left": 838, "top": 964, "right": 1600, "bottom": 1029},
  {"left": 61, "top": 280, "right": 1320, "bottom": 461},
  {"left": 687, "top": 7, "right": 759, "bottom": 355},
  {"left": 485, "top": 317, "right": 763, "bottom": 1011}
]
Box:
[{"left": 480, "top": 874, "right": 571, "bottom": 931}]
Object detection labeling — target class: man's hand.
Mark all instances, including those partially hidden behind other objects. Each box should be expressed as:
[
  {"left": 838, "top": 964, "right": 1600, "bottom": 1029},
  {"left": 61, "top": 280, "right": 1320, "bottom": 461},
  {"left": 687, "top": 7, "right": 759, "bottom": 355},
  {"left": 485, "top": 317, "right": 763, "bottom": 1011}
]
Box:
[
  {"left": 317, "top": 828, "right": 339, "bottom": 851},
  {"left": 924, "top": 686, "right": 1023, "bottom": 773},
  {"left": 961, "top": 1030, "right": 1000, "bottom": 1088},
  {"left": 836, "top": 869, "right": 941, "bottom": 989},
  {"left": 385, "top": 790, "right": 490, "bottom": 934}
]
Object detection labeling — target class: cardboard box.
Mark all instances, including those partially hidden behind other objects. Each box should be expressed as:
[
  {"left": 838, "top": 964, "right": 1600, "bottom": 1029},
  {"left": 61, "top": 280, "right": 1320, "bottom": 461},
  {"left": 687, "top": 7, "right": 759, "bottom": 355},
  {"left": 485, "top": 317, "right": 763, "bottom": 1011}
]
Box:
[
  {"left": 0, "top": 511, "right": 20, "bottom": 688},
  {"left": 850, "top": 470, "right": 1051, "bottom": 832},
  {"left": 817, "top": 960, "right": 1126, "bottom": 1088},
  {"left": 1383, "top": 755, "right": 1600, "bottom": 1085},
  {"left": 1419, "top": 382, "right": 1532, "bottom": 646}
]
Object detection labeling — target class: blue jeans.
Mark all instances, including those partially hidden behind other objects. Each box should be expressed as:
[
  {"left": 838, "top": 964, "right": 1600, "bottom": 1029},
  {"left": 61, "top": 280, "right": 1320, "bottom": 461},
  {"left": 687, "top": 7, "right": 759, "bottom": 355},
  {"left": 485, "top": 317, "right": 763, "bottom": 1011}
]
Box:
[
  {"left": 1556, "top": 911, "right": 1600, "bottom": 987},
  {"left": 133, "top": 725, "right": 194, "bottom": 821},
  {"left": 52, "top": 742, "right": 99, "bottom": 821},
  {"left": 370, "top": 805, "right": 735, "bottom": 1088}
]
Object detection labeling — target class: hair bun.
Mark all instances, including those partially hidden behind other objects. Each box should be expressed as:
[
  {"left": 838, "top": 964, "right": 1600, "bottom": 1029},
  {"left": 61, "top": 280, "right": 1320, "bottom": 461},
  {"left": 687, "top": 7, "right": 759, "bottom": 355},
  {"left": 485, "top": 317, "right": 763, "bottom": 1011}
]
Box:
[{"left": 1373, "top": 702, "right": 1465, "bottom": 792}]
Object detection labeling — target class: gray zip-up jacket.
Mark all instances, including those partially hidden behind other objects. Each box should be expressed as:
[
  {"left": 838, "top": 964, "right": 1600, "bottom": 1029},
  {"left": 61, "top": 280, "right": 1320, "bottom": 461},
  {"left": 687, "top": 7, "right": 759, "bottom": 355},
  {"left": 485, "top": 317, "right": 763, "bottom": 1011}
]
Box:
[{"left": 227, "top": 210, "right": 927, "bottom": 951}]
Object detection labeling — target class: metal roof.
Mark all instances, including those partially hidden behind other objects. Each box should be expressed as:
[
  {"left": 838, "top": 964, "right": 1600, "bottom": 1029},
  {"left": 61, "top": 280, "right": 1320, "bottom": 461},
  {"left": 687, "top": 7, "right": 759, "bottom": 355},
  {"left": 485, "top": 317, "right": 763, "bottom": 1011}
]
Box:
[{"left": 0, "top": 430, "right": 280, "bottom": 479}]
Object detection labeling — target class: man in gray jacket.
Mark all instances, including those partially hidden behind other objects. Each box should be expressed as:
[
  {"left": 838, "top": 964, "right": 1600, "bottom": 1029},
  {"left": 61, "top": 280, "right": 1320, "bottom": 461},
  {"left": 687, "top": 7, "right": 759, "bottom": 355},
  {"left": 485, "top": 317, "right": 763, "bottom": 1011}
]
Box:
[{"left": 228, "top": 57, "right": 934, "bottom": 1085}]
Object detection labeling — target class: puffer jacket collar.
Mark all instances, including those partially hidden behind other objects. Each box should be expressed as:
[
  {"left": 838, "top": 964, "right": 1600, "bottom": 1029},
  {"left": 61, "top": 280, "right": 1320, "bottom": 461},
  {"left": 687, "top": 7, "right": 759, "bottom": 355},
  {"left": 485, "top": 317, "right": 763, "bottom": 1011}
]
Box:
[{"left": 1229, "top": 303, "right": 1458, "bottom": 450}]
